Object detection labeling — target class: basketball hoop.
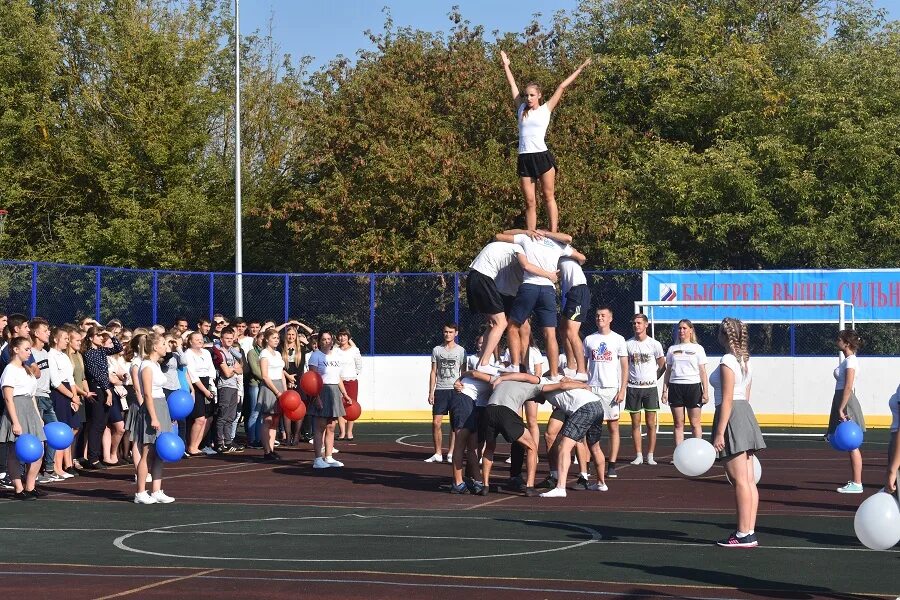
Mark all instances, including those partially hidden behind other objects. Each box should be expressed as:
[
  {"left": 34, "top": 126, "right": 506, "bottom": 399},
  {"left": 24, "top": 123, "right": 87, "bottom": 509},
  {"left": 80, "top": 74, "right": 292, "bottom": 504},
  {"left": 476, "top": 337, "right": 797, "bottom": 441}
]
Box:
[{"left": 0, "top": 210, "right": 7, "bottom": 237}]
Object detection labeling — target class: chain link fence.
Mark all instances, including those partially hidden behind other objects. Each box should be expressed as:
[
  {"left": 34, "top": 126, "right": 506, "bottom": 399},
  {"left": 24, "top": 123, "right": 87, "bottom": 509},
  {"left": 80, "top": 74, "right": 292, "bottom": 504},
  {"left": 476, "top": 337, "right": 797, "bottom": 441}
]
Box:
[{"left": 0, "top": 260, "right": 897, "bottom": 356}]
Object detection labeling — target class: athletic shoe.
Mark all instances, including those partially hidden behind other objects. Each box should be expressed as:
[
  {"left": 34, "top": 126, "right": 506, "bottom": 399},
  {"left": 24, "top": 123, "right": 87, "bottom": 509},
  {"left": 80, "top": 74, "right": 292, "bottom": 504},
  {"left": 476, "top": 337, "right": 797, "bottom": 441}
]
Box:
[
  {"left": 36, "top": 474, "right": 55, "bottom": 484},
  {"left": 476, "top": 365, "right": 499, "bottom": 375},
  {"left": 574, "top": 475, "right": 590, "bottom": 490},
  {"left": 540, "top": 487, "right": 567, "bottom": 498},
  {"left": 450, "top": 482, "right": 469, "bottom": 495},
  {"left": 476, "top": 484, "right": 489, "bottom": 496},
  {"left": 573, "top": 372, "right": 589, "bottom": 382},
  {"left": 523, "top": 486, "right": 541, "bottom": 497},
  {"left": 200, "top": 446, "right": 217, "bottom": 455},
  {"left": 27, "top": 488, "right": 48, "bottom": 498},
  {"left": 537, "top": 475, "right": 558, "bottom": 489},
  {"left": 13, "top": 491, "right": 36, "bottom": 501},
  {"left": 463, "top": 477, "right": 483, "bottom": 494},
  {"left": 273, "top": 440, "right": 281, "bottom": 447},
  {"left": 151, "top": 490, "right": 175, "bottom": 504},
  {"left": 646, "top": 455, "right": 658, "bottom": 466},
  {"left": 331, "top": 447, "right": 339, "bottom": 454},
  {"left": 0, "top": 475, "right": 11, "bottom": 490},
  {"left": 717, "top": 531, "right": 758, "bottom": 548},
  {"left": 231, "top": 444, "right": 245, "bottom": 452},
  {"left": 312, "top": 457, "right": 331, "bottom": 469},
  {"left": 423, "top": 453, "right": 443, "bottom": 463},
  {"left": 247, "top": 442, "right": 263, "bottom": 450},
  {"left": 134, "top": 491, "right": 157, "bottom": 504},
  {"left": 324, "top": 456, "right": 343, "bottom": 467},
  {"left": 508, "top": 475, "right": 526, "bottom": 492},
  {"left": 837, "top": 481, "right": 863, "bottom": 494},
  {"left": 630, "top": 455, "right": 644, "bottom": 466},
  {"left": 500, "top": 365, "right": 520, "bottom": 373},
  {"left": 607, "top": 464, "right": 618, "bottom": 478},
  {"left": 504, "top": 456, "right": 512, "bottom": 464},
  {"left": 57, "top": 471, "right": 74, "bottom": 480},
  {"left": 588, "top": 482, "right": 609, "bottom": 492}
]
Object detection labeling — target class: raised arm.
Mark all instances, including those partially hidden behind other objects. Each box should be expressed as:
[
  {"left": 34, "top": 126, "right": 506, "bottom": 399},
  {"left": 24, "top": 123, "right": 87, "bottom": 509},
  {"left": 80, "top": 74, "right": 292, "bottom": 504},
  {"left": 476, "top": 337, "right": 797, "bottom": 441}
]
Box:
[
  {"left": 568, "top": 248, "right": 587, "bottom": 265},
  {"left": 546, "top": 57, "right": 591, "bottom": 112},
  {"left": 499, "top": 51, "right": 521, "bottom": 104},
  {"left": 517, "top": 253, "right": 558, "bottom": 284}
]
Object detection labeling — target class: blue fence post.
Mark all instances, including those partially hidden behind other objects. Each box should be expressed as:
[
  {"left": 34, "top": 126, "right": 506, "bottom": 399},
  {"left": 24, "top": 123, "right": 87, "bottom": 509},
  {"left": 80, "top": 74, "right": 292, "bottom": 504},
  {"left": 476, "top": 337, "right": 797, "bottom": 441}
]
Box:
[
  {"left": 369, "top": 274, "right": 376, "bottom": 355},
  {"left": 208, "top": 273, "right": 215, "bottom": 320},
  {"left": 789, "top": 324, "right": 796, "bottom": 356},
  {"left": 30, "top": 263, "right": 38, "bottom": 318},
  {"left": 95, "top": 267, "right": 102, "bottom": 321},
  {"left": 151, "top": 270, "right": 159, "bottom": 325},
  {"left": 453, "top": 272, "right": 460, "bottom": 327},
  {"left": 284, "top": 274, "right": 290, "bottom": 323}
]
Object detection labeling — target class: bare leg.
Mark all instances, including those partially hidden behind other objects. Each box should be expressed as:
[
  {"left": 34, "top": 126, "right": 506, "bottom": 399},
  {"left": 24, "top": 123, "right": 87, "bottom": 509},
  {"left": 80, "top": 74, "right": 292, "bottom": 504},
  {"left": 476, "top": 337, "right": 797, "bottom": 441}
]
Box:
[
  {"left": 646, "top": 410, "right": 658, "bottom": 456},
  {"left": 687, "top": 407, "right": 703, "bottom": 438},
  {"left": 747, "top": 451, "right": 759, "bottom": 530},
  {"left": 553, "top": 436, "right": 577, "bottom": 490},
  {"left": 672, "top": 406, "right": 685, "bottom": 446},
  {"left": 575, "top": 439, "right": 590, "bottom": 471},
  {"left": 481, "top": 440, "right": 496, "bottom": 487},
  {"left": 543, "top": 326, "right": 560, "bottom": 378},
  {"left": 631, "top": 412, "right": 643, "bottom": 456},
  {"left": 607, "top": 418, "right": 620, "bottom": 462},
  {"left": 724, "top": 453, "right": 754, "bottom": 533},
  {"left": 520, "top": 177, "right": 538, "bottom": 231},
  {"left": 525, "top": 401, "right": 540, "bottom": 463},
  {"left": 338, "top": 416, "right": 347, "bottom": 439},
  {"left": 507, "top": 321, "right": 523, "bottom": 369},
  {"left": 516, "top": 431, "right": 538, "bottom": 487},
  {"left": 314, "top": 417, "right": 327, "bottom": 458},
  {"left": 108, "top": 422, "right": 125, "bottom": 462},
  {"left": 324, "top": 418, "right": 337, "bottom": 457},
  {"left": 479, "top": 313, "right": 507, "bottom": 367},
  {"left": 149, "top": 447, "right": 163, "bottom": 493},
  {"left": 564, "top": 319, "right": 586, "bottom": 374},
  {"left": 451, "top": 429, "right": 473, "bottom": 486},
  {"left": 538, "top": 167, "right": 558, "bottom": 232},
  {"left": 431, "top": 415, "right": 443, "bottom": 456},
  {"left": 588, "top": 442, "right": 607, "bottom": 484},
  {"left": 850, "top": 448, "right": 863, "bottom": 484},
  {"left": 187, "top": 416, "right": 206, "bottom": 453}
]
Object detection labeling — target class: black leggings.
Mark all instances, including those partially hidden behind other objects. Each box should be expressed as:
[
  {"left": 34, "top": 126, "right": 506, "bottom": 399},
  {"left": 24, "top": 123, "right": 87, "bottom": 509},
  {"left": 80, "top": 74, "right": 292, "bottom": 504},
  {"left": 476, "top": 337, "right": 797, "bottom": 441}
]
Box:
[{"left": 86, "top": 397, "right": 110, "bottom": 463}]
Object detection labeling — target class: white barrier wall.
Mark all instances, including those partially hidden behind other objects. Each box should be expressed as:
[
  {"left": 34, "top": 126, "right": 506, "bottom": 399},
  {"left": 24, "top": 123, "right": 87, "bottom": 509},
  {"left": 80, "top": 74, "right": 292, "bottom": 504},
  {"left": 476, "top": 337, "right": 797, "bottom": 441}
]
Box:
[{"left": 353, "top": 356, "right": 897, "bottom": 427}]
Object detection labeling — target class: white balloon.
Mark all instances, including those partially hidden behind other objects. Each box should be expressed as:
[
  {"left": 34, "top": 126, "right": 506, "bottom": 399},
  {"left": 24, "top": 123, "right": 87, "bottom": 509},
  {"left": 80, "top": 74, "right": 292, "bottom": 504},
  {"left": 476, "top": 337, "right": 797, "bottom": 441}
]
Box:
[
  {"left": 853, "top": 492, "right": 900, "bottom": 551},
  {"left": 673, "top": 437, "right": 716, "bottom": 477},
  {"left": 725, "top": 455, "right": 762, "bottom": 485}
]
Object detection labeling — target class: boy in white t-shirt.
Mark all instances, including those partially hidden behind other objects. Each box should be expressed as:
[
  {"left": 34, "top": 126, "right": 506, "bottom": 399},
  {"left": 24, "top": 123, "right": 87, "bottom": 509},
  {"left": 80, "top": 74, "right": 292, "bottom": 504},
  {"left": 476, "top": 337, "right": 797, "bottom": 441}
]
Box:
[
  {"left": 625, "top": 314, "right": 666, "bottom": 466},
  {"left": 494, "top": 228, "right": 573, "bottom": 380},
  {"left": 557, "top": 255, "right": 589, "bottom": 381},
  {"left": 583, "top": 306, "right": 628, "bottom": 478}
]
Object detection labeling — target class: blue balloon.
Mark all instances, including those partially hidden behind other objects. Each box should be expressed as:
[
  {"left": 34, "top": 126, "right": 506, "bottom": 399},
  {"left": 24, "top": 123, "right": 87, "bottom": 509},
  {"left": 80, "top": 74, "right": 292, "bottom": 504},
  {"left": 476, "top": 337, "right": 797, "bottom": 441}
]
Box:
[
  {"left": 166, "top": 389, "right": 193, "bottom": 420},
  {"left": 44, "top": 422, "right": 74, "bottom": 451},
  {"left": 834, "top": 420, "right": 864, "bottom": 451},
  {"left": 15, "top": 434, "right": 43, "bottom": 463},
  {"left": 155, "top": 431, "right": 185, "bottom": 462},
  {"left": 829, "top": 434, "right": 849, "bottom": 451}
]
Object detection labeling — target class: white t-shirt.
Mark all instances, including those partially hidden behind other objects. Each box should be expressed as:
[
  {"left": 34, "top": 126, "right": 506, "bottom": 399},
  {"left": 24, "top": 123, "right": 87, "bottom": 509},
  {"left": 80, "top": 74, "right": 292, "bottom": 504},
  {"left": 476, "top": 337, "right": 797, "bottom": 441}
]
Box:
[
  {"left": 513, "top": 233, "right": 573, "bottom": 287},
  {"left": 185, "top": 348, "right": 215, "bottom": 379},
  {"left": 0, "top": 364, "right": 37, "bottom": 397},
  {"left": 139, "top": 360, "right": 166, "bottom": 399},
  {"left": 458, "top": 375, "right": 494, "bottom": 407},
  {"left": 544, "top": 387, "right": 599, "bottom": 415},
  {"left": 31, "top": 346, "right": 51, "bottom": 396},
  {"left": 308, "top": 349, "right": 343, "bottom": 385},
  {"left": 584, "top": 331, "right": 628, "bottom": 389},
  {"left": 48, "top": 348, "right": 75, "bottom": 389},
  {"left": 626, "top": 337, "right": 665, "bottom": 388},
  {"left": 259, "top": 348, "right": 285, "bottom": 381},
  {"left": 337, "top": 346, "right": 362, "bottom": 379},
  {"left": 238, "top": 336, "right": 254, "bottom": 355},
  {"left": 559, "top": 257, "right": 587, "bottom": 299},
  {"left": 709, "top": 354, "right": 752, "bottom": 407},
  {"left": 469, "top": 242, "right": 522, "bottom": 280},
  {"left": 833, "top": 354, "right": 859, "bottom": 390},
  {"left": 499, "top": 347, "right": 544, "bottom": 375},
  {"left": 666, "top": 343, "right": 708, "bottom": 384},
  {"left": 517, "top": 103, "right": 550, "bottom": 153}
]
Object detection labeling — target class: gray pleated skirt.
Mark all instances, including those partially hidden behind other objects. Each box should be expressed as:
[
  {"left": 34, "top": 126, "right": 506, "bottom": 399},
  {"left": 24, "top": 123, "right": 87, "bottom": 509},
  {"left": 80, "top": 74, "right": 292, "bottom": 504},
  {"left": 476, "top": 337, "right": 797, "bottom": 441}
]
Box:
[
  {"left": 257, "top": 379, "right": 286, "bottom": 416},
  {"left": 308, "top": 383, "right": 346, "bottom": 419},
  {"left": 827, "top": 389, "right": 866, "bottom": 434},
  {"left": 124, "top": 388, "right": 142, "bottom": 434},
  {"left": 712, "top": 399, "right": 766, "bottom": 459},
  {"left": 132, "top": 395, "right": 173, "bottom": 445},
  {"left": 0, "top": 395, "right": 47, "bottom": 442}
]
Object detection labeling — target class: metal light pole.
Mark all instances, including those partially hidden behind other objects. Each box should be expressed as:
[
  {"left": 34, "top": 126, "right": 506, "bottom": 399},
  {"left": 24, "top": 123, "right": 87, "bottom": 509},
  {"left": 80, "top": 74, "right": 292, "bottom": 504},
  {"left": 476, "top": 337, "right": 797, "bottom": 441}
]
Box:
[{"left": 234, "top": 0, "right": 243, "bottom": 315}]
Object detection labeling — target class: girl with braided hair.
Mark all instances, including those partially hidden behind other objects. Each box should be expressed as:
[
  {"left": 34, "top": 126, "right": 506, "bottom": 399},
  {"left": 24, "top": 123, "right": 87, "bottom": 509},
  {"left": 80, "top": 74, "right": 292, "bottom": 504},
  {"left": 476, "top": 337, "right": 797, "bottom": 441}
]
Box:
[
  {"left": 829, "top": 329, "right": 866, "bottom": 494},
  {"left": 710, "top": 317, "right": 765, "bottom": 548}
]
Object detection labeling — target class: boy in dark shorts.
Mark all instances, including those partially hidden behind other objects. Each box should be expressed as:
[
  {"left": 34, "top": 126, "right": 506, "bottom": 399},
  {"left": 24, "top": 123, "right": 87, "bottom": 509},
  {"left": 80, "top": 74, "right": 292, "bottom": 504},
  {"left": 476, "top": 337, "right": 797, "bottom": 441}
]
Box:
[
  {"left": 426, "top": 323, "right": 465, "bottom": 463},
  {"left": 558, "top": 254, "right": 589, "bottom": 380},
  {"left": 448, "top": 366, "right": 497, "bottom": 494},
  {"left": 626, "top": 314, "right": 666, "bottom": 465}
]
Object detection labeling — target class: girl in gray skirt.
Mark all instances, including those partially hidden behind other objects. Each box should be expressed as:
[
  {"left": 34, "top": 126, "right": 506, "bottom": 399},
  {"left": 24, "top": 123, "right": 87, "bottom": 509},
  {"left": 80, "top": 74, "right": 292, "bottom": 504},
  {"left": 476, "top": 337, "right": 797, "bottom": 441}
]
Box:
[
  {"left": 134, "top": 333, "right": 175, "bottom": 505},
  {"left": 711, "top": 318, "right": 765, "bottom": 548},
  {"left": 830, "top": 329, "right": 865, "bottom": 494},
  {"left": 307, "top": 331, "right": 349, "bottom": 469},
  {"left": 258, "top": 328, "right": 294, "bottom": 461}
]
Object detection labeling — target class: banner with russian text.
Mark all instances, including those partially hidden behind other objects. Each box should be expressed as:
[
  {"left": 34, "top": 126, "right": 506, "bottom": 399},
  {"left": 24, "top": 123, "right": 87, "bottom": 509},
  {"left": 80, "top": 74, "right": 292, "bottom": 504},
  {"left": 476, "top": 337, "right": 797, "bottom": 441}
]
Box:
[{"left": 641, "top": 270, "right": 900, "bottom": 323}]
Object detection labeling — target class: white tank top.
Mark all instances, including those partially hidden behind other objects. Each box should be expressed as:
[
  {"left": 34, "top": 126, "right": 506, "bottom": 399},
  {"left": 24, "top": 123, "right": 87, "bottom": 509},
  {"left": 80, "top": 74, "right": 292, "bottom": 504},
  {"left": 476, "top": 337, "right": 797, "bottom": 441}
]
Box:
[{"left": 517, "top": 103, "right": 550, "bottom": 153}]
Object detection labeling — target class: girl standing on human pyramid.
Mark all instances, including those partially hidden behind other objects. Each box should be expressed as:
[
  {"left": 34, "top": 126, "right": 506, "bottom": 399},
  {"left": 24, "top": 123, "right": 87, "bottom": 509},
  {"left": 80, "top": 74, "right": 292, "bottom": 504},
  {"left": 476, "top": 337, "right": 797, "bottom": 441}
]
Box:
[{"left": 500, "top": 50, "right": 591, "bottom": 233}]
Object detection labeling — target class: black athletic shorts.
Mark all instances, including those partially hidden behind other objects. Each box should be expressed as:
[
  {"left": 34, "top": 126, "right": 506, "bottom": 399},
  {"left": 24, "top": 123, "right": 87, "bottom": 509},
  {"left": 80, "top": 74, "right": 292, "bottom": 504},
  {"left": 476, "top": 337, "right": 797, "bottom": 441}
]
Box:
[
  {"left": 432, "top": 389, "right": 454, "bottom": 416},
  {"left": 466, "top": 269, "right": 505, "bottom": 316},
  {"left": 668, "top": 382, "right": 703, "bottom": 409},
  {"left": 480, "top": 405, "right": 526, "bottom": 444},
  {"left": 626, "top": 387, "right": 660, "bottom": 413},
  {"left": 449, "top": 391, "right": 475, "bottom": 431},
  {"left": 517, "top": 150, "right": 558, "bottom": 180},
  {"left": 562, "top": 284, "right": 591, "bottom": 322}
]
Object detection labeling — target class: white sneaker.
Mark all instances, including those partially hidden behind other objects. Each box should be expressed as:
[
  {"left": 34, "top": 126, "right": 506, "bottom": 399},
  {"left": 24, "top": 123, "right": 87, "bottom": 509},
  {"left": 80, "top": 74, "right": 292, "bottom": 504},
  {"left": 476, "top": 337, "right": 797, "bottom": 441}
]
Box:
[
  {"left": 646, "top": 455, "right": 658, "bottom": 466},
  {"left": 58, "top": 471, "right": 75, "bottom": 480},
  {"left": 573, "top": 372, "right": 589, "bottom": 382},
  {"left": 313, "top": 457, "right": 331, "bottom": 469},
  {"left": 631, "top": 455, "right": 644, "bottom": 465},
  {"left": 588, "top": 482, "right": 609, "bottom": 492},
  {"left": 134, "top": 473, "right": 153, "bottom": 483},
  {"left": 134, "top": 491, "right": 157, "bottom": 504},
  {"left": 151, "top": 490, "right": 175, "bottom": 504},
  {"left": 201, "top": 446, "right": 216, "bottom": 455},
  {"left": 424, "top": 453, "right": 443, "bottom": 463},
  {"left": 539, "top": 487, "right": 567, "bottom": 498},
  {"left": 321, "top": 447, "right": 340, "bottom": 455},
  {"left": 324, "top": 456, "right": 344, "bottom": 467}
]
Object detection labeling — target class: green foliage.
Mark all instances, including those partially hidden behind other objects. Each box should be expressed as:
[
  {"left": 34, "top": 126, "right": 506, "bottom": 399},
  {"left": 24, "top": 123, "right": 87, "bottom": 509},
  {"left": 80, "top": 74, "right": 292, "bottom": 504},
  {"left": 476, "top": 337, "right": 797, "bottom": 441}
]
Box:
[{"left": 0, "top": 0, "right": 897, "bottom": 273}]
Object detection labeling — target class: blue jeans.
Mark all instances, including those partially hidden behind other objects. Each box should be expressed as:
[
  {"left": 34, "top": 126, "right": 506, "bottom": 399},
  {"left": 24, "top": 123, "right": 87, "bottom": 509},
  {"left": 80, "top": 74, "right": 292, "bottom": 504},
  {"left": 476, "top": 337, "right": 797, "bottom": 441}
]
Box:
[
  {"left": 36, "top": 396, "right": 57, "bottom": 472},
  {"left": 245, "top": 385, "right": 260, "bottom": 444}
]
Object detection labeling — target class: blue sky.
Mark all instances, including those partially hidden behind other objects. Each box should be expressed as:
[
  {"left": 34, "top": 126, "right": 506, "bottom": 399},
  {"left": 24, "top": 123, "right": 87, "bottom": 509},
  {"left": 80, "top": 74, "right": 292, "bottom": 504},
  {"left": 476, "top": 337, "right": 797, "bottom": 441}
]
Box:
[{"left": 238, "top": 0, "right": 900, "bottom": 71}]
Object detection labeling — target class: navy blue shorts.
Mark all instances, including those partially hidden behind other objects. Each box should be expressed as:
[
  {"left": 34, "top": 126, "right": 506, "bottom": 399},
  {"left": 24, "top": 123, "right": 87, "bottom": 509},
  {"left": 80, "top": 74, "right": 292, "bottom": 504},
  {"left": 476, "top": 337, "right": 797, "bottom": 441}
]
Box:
[
  {"left": 449, "top": 392, "right": 475, "bottom": 430},
  {"left": 465, "top": 405, "right": 484, "bottom": 434},
  {"left": 510, "top": 283, "right": 557, "bottom": 328},
  {"left": 432, "top": 389, "right": 454, "bottom": 416},
  {"left": 108, "top": 397, "right": 125, "bottom": 424},
  {"left": 562, "top": 284, "right": 591, "bottom": 322},
  {"left": 467, "top": 270, "right": 505, "bottom": 315}
]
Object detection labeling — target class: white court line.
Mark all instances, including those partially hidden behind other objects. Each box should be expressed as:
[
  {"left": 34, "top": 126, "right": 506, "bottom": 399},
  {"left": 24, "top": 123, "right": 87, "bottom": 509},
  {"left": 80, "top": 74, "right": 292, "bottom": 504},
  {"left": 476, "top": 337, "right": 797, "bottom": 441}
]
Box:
[
  {"left": 394, "top": 434, "right": 433, "bottom": 449},
  {"left": 146, "top": 531, "right": 586, "bottom": 544}
]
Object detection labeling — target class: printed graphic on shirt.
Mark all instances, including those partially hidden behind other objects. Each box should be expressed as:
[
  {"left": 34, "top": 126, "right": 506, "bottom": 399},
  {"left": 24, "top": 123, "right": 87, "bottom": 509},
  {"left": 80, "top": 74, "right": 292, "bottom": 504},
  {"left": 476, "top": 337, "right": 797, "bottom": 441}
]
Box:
[{"left": 590, "top": 342, "right": 613, "bottom": 362}]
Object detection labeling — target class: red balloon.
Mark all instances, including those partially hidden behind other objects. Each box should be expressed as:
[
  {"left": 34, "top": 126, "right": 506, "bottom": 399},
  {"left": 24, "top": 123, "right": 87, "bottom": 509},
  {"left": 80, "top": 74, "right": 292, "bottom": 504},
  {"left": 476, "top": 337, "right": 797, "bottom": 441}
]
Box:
[
  {"left": 344, "top": 401, "right": 362, "bottom": 422},
  {"left": 300, "top": 371, "right": 323, "bottom": 396},
  {"left": 285, "top": 402, "right": 306, "bottom": 422},
  {"left": 279, "top": 389, "right": 302, "bottom": 412}
]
